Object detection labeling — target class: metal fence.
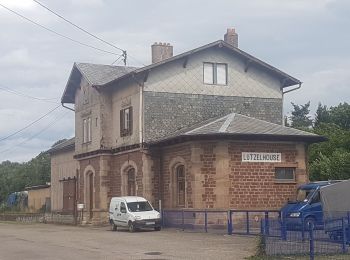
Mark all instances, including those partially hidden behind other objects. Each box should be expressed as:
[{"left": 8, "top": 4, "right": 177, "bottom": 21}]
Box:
[
  {"left": 162, "top": 209, "right": 280, "bottom": 235},
  {"left": 262, "top": 213, "right": 350, "bottom": 260},
  {"left": 228, "top": 210, "right": 280, "bottom": 235},
  {"left": 162, "top": 209, "right": 350, "bottom": 259},
  {"left": 162, "top": 209, "right": 229, "bottom": 234}
]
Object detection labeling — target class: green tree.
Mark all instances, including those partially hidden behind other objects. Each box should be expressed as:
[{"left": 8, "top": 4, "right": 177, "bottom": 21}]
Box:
[
  {"left": 290, "top": 101, "right": 313, "bottom": 129},
  {"left": 308, "top": 102, "right": 350, "bottom": 181},
  {"left": 0, "top": 152, "right": 51, "bottom": 204},
  {"left": 314, "top": 103, "right": 330, "bottom": 128},
  {"left": 328, "top": 102, "right": 350, "bottom": 130}
]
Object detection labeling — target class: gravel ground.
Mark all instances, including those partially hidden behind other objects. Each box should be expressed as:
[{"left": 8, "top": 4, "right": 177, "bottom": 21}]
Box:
[{"left": 0, "top": 222, "right": 256, "bottom": 260}]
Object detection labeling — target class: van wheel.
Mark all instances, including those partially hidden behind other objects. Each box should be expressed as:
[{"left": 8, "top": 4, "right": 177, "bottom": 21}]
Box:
[
  {"left": 111, "top": 223, "right": 117, "bottom": 231},
  {"left": 128, "top": 222, "right": 135, "bottom": 232},
  {"left": 154, "top": 226, "right": 161, "bottom": 231},
  {"left": 304, "top": 217, "right": 315, "bottom": 230}
]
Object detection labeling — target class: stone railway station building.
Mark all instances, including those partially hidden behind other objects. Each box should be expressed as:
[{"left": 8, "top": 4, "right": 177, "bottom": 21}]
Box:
[{"left": 49, "top": 29, "right": 324, "bottom": 224}]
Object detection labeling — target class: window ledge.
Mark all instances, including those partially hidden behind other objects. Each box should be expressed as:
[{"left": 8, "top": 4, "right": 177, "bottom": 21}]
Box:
[
  {"left": 203, "top": 83, "right": 228, "bottom": 86},
  {"left": 274, "top": 180, "right": 296, "bottom": 184}
]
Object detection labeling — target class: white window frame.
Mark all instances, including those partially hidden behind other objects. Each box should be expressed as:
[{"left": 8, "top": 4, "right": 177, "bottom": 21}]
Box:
[
  {"left": 203, "top": 62, "right": 227, "bottom": 85},
  {"left": 83, "top": 117, "right": 92, "bottom": 143},
  {"left": 275, "top": 167, "right": 296, "bottom": 182},
  {"left": 120, "top": 107, "right": 132, "bottom": 137}
]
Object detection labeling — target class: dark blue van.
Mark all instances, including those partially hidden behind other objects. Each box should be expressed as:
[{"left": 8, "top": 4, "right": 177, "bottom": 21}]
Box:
[{"left": 281, "top": 181, "right": 341, "bottom": 229}]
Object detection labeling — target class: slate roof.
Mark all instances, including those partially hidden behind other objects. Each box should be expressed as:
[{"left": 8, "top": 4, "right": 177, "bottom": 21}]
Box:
[
  {"left": 61, "top": 63, "right": 137, "bottom": 103},
  {"left": 75, "top": 63, "right": 137, "bottom": 86},
  {"left": 150, "top": 113, "right": 326, "bottom": 145},
  {"left": 105, "top": 40, "right": 301, "bottom": 89},
  {"left": 61, "top": 40, "right": 301, "bottom": 103},
  {"left": 47, "top": 137, "right": 75, "bottom": 154}
]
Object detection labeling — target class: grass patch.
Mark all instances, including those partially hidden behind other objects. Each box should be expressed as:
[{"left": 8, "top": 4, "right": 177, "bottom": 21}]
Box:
[{"left": 247, "top": 256, "right": 350, "bottom": 260}]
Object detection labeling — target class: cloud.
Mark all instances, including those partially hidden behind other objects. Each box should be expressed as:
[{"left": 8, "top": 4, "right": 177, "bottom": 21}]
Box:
[{"left": 0, "top": 0, "right": 349, "bottom": 162}]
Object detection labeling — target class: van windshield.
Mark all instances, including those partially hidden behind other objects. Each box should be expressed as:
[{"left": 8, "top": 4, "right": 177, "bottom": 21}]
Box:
[
  {"left": 296, "top": 188, "right": 316, "bottom": 202},
  {"left": 127, "top": 201, "right": 153, "bottom": 212}
]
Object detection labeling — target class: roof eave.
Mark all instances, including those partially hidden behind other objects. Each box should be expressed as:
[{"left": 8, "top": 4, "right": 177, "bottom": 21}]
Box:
[
  {"left": 99, "top": 40, "right": 301, "bottom": 89},
  {"left": 61, "top": 63, "right": 83, "bottom": 104},
  {"left": 148, "top": 133, "right": 327, "bottom": 147}
]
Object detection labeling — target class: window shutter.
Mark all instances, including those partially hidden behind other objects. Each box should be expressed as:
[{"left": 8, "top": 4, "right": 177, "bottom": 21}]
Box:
[
  {"left": 129, "top": 107, "right": 133, "bottom": 135},
  {"left": 216, "top": 64, "right": 227, "bottom": 85},
  {"left": 120, "top": 109, "right": 124, "bottom": 136},
  {"left": 203, "top": 63, "right": 214, "bottom": 84}
]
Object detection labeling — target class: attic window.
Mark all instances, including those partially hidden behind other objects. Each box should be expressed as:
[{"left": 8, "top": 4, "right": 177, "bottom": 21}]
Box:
[{"left": 203, "top": 62, "right": 227, "bottom": 85}]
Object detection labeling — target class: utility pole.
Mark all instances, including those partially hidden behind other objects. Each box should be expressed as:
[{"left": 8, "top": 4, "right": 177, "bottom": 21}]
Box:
[{"left": 123, "top": 50, "right": 127, "bottom": 66}]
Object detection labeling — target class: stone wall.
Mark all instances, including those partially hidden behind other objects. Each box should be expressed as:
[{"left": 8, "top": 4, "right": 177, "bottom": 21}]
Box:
[
  {"left": 156, "top": 140, "right": 307, "bottom": 211},
  {"left": 107, "top": 151, "right": 143, "bottom": 201},
  {"left": 144, "top": 92, "right": 282, "bottom": 141},
  {"left": 157, "top": 143, "right": 192, "bottom": 209},
  {"left": 50, "top": 149, "right": 78, "bottom": 212},
  {"left": 71, "top": 139, "right": 307, "bottom": 224},
  {"left": 228, "top": 142, "right": 306, "bottom": 210}
]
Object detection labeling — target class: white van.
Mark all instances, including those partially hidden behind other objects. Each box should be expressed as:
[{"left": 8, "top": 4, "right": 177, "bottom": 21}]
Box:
[{"left": 109, "top": 196, "right": 161, "bottom": 232}]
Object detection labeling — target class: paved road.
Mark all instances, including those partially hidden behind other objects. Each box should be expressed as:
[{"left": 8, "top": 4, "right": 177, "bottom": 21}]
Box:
[{"left": 0, "top": 222, "right": 255, "bottom": 260}]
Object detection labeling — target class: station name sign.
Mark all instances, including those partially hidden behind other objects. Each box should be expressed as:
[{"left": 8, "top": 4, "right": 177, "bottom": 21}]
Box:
[{"left": 242, "top": 152, "right": 281, "bottom": 163}]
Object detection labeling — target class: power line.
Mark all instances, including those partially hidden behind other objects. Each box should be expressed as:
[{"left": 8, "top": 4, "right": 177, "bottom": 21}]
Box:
[
  {"left": 32, "top": 0, "right": 125, "bottom": 53},
  {"left": 0, "top": 110, "right": 68, "bottom": 155},
  {"left": 32, "top": 0, "right": 128, "bottom": 65},
  {"left": 111, "top": 55, "right": 123, "bottom": 65},
  {"left": 32, "top": 0, "right": 147, "bottom": 66},
  {"left": 0, "top": 85, "right": 59, "bottom": 103},
  {"left": 0, "top": 3, "right": 122, "bottom": 57},
  {"left": 126, "top": 53, "right": 146, "bottom": 67},
  {"left": 0, "top": 105, "right": 61, "bottom": 143}
]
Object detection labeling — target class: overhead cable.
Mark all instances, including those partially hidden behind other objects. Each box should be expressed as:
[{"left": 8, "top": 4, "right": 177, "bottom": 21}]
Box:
[
  {"left": 32, "top": 0, "right": 125, "bottom": 53},
  {"left": 0, "top": 104, "right": 61, "bottom": 142},
  {"left": 0, "top": 3, "right": 122, "bottom": 57},
  {"left": 0, "top": 85, "right": 59, "bottom": 103},
  {"left": 32, "top": 0, "right": 147, "bottom": 66},
  {"left": 0, "top": 110, "right": 68, "bottom": 155}
]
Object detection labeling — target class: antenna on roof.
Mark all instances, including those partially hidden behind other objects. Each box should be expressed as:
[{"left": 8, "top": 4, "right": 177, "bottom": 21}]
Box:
[{"left": 123, "top": 51, "right": 127, "bottom": 66}]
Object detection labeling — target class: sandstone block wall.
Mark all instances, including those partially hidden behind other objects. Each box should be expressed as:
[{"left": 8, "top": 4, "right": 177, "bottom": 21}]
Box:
[{"left": 157, "top": 140, "right": 307, "bottom": 210}]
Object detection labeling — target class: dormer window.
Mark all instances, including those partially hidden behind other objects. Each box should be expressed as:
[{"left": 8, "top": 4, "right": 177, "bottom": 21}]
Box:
[{"left": 203, "top": 62, "right": 227, "bottom": 85}]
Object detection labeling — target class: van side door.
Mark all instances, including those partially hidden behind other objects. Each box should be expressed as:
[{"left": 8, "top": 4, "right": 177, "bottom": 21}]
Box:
[
  {"left": 119, "top": 202, "right": 128, "bottom": 226},
  {"left": 309, "top": 190, "right": 323, "bottom": 224},
  {"left": 112, "top": 201, "right": 119, "bottom": 221}
]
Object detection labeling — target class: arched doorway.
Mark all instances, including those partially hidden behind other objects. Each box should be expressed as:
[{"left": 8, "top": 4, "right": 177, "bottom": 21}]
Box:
[
  {"left": 127, "top": 168, "right": 136, "bottom": 196},
  {"left": 85, "top": 171, "right": 94, "bottom": 220},
  {"left": 175, "top": 165, "right": 185, "bottom": 207},
  {"left": 121, "top": 161, "right": 138, "bottom": 196}
]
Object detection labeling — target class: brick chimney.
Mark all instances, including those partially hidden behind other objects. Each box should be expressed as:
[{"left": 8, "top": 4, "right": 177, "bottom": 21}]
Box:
[
  {"left": 224, "top": 28, "right": 238, "bottom": 48},
  {"left": 151, "top": 42, "right": 173, "bottom": 63}
]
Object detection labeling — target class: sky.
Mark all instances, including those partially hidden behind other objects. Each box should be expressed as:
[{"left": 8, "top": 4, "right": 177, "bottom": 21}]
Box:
[{"left": 0, "top": 0, "right": 349, "bottom": 162}]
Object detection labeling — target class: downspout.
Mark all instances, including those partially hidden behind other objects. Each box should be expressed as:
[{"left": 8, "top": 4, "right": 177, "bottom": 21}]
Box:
[
  {"left": 159, "top": 148, "right": 163, "bottom": 212},
  {"left": 282, "top": 82, "right": 302, "bottom": 95},
  {"left": 62, "top": 102, "right": 75, "bottom": 112},
  {"left": 282, "top": 82, "right": 302, "bottom": 125},
  {"left": 139, "top": 83, "right": 144, "bottom": 145}
]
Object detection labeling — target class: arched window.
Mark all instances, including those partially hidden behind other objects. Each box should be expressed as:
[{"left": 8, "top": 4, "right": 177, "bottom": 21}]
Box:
[
  {"left": 127, "top": 168, "right": 136, "bottom": 196},
  {"left": 176, "top": 165, "right": 185, "bottom": 207}
]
